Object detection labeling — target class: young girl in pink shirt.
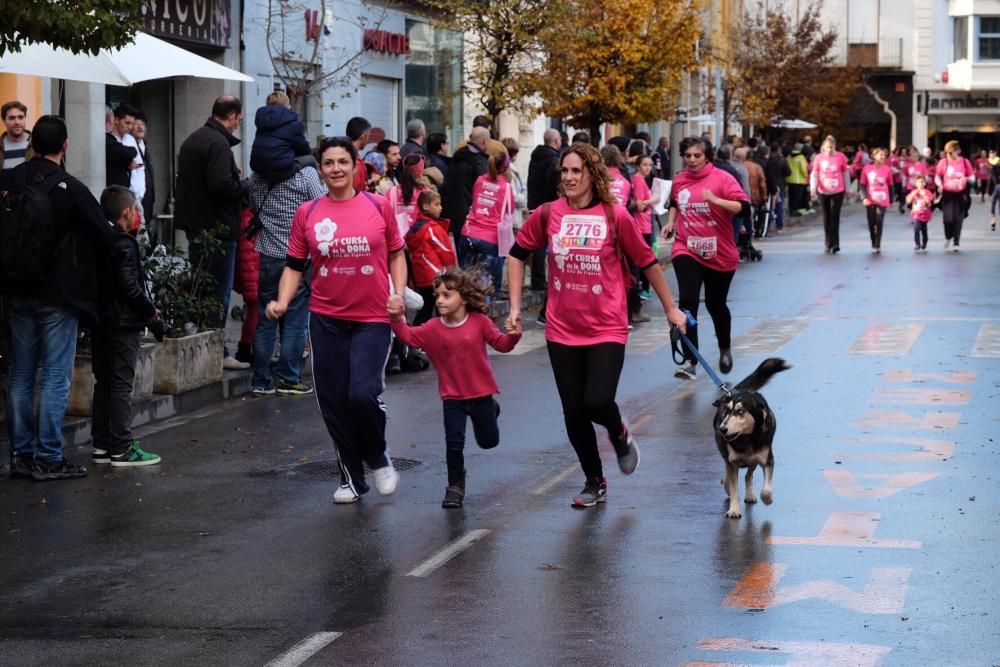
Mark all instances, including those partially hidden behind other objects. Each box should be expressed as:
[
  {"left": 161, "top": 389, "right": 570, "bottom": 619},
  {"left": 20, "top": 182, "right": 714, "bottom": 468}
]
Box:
[
  {"left": 390, "top": 268, "right": 521, "bottom": 508},
  {"left": 861, "top": 147, "right": 894, "bottom": 254},
  {"left": 906, "top": 174, "right": 934, "bottom": 252}
]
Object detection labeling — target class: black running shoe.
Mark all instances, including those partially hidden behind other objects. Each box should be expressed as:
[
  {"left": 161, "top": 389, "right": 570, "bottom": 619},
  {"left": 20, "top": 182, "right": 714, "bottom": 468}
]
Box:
[
  {"left": 610, "top": 422, "right": 640, "bottom": 475},
  {"left": 572, "top": 477, "right": 608, "bottom": 508},
  {"left": 719, "top": 349, "right": 733, "bottom": 374},
  {"left": 9, "top": 454, "right": 33, "bottom": 479},
  {"left": 31, "top": 458, "right": 88, "bottom": 481}
]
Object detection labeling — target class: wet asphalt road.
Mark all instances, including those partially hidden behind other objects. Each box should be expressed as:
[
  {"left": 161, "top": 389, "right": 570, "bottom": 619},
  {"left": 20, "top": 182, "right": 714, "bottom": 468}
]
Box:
[{"left": 2, "top": 200, "right": 1000, "bottom": 666}]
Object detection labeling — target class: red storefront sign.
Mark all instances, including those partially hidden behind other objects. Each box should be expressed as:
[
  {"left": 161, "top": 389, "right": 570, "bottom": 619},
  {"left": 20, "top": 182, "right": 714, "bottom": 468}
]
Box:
[{"left": 363, "top": 29, "right": 411, "bottom": 56}]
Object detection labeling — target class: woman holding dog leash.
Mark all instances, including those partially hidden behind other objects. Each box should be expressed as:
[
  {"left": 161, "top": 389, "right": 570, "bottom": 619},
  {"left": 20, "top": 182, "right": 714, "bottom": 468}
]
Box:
[
  {"left": 662, "top": 136, "right": 750, "bottom": 382},
  {"left": 505, "top": 143, "right": 688, "bottom": 508},
  {"left": 265, "top": 136, "right": 408, "bottom": 504}
]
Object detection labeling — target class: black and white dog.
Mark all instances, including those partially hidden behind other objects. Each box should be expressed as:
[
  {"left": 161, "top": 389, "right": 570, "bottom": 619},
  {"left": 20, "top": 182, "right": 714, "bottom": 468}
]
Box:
[{"left": 714, "top": 358, "right": 791, "bottom": 519}]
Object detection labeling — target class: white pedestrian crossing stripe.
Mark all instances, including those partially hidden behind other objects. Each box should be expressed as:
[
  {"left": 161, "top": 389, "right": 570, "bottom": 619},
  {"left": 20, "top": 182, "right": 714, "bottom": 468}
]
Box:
[{"left": 972, "top": 324, "right": 1000, "bottom": 357}]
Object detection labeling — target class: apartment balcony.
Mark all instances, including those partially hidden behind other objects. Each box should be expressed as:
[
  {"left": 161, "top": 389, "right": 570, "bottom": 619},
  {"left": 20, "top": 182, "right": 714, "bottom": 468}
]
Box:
[{"left": 846, "top": 38, "right": 904, "bottom": 69}]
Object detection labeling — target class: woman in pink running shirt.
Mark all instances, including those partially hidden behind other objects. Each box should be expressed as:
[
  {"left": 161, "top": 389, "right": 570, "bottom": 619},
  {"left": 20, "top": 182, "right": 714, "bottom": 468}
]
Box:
[
  {"left": 460, "top": 151, "right": 513, "bottom": 294},
  {"left": 504, "top": 143, "right": 687, "bottom": 509},
  {"left": 860, "top": 147, "right": 893, "bottom": 254},
  {"left": 266, "top": 137, "right": 408, "bottom": 504},
  {"left": 662, "top": 136, "right": 750, "bottom": 380},
  {"left": 383, "top": 151, "right": 429, "bottom": 238},
  {"left": 935, "top": 140, "right": 975, "bottom": 250},
  {"left": 974, "top": 150, "right": 991, "bottom": 202},
  {"left": 810, "top": 136, "right": 851, "bottom": 254}
]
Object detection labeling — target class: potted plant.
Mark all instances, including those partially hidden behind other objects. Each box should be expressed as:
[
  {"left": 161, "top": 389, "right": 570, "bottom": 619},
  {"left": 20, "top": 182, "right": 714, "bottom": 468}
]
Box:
[{"left": 145, "top": 227, "right": 226, "bottom": 394}]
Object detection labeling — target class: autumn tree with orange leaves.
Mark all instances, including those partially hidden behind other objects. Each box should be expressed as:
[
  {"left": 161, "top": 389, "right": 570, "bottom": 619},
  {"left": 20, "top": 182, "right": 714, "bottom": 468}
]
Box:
[
  {"left": 717, "top": 1, "right": 860, "bottom": 134},
  {"left": 536, "top": 0, "right": 704, "bottom": 143}
]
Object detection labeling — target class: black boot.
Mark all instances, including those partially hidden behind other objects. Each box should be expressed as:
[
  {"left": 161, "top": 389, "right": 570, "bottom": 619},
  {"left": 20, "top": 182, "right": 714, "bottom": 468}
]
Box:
[
  {"left": 442, "top": 470, "right": 466, "bottom": 508},
  {"left": 235, "top": 342, "right": 253, "bottom": 364}
]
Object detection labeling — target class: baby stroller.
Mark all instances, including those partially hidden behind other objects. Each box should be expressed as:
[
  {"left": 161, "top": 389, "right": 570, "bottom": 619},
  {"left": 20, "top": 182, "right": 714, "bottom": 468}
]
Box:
[{"left": 753, "top": 202, "right": 773, "bottom": 239}]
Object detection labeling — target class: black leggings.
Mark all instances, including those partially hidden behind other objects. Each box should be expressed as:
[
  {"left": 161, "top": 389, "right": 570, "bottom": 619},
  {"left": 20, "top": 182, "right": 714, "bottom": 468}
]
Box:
[
  {"left": 672, "top": 254, "right": 736, "bottom": 363},
  {"left": 940, "top": 190, "right": 966, "bottom": 244},
  {"left": 818, "top": 192, "right": 845, "bottom": 250},
  {"left": 547, "top": 341, "right": 626, "bottom": 480},
  {"left": 913, "top": 221, "right": 928, "bottom": 248},
  {"left": 866, "top": 205, "right": 886, "bottom": 249}
]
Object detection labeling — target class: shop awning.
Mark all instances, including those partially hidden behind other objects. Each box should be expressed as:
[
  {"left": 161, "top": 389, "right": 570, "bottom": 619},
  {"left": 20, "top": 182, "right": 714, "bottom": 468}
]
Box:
[{"left": 0, "top": 33, "right": 253, "bottom": 86}]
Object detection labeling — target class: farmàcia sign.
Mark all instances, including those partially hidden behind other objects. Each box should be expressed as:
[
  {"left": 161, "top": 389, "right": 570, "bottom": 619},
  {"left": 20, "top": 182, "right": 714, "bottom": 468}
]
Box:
[
  {"left": 919, "top": 92, "right": 1000, "bottom": 114},
  {"left": 363, "top": 29, "right": 411, "bottom": 56}
]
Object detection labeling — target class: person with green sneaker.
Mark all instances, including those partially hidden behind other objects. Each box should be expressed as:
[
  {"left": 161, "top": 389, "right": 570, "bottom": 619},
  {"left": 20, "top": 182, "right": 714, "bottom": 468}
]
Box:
[{"left": 90, "top": 185, "right": 161, "bottom": 468}]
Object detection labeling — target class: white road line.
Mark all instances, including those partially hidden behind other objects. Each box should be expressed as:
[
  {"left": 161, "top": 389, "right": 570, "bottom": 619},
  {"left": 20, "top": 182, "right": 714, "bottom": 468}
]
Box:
[
  {"left": 405, "top": 529, "right": 491, "bottom": 578},
  {"left": 265, "top": 631, "right": 342, "bottom": 667},
  {"left": 530, "top": 463, "right": 579, "bottom": 496}
]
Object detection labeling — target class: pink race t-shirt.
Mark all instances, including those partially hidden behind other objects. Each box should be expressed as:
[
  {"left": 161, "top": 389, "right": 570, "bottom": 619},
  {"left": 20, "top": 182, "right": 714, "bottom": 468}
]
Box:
[
  {"left": 515, "top": 198, "right": 655, "bottom": 346},
  {"left": 862, "top": 163, "right": 893, "bottom": 208},
  {"left": 936, "top": 157, "right": 974, "bottom": 192},
  {"left": 905, "top": 160, "right": 930, "bottom": 191},
  {"left": 391, "top": 313, "right": 520, "bottom": 400},
  {"left": 287, "top": 193, "right": 404, "bottom": 323},
  {"left": 909, "top": 189, "right": 934, "bottom": 223},
  {"left": 975, "top": 158, "right": 991, "bottom": 180},
  {"left": 811, "top": 151, "right": 849, "bottom": 194},
  {"left": 631, "top": 173, "right": 653, "bottom": 235},
  {"left": 670, "top": 163, "right": 748, "bottom": 272},
  {"left": 463, "top": 175, "right": 510, "bottom": 245},
  {"left": 384, "top": 184, "right": 428, "bottom": 238},
  {"left": 608, "top": 169, "right": 632, "bottom": 207}
]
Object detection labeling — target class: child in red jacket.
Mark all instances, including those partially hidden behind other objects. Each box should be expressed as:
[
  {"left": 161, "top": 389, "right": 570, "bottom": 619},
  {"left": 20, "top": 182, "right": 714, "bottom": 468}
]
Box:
[{"left": 406, "top": 190, "right": 457, "bottom": 324}]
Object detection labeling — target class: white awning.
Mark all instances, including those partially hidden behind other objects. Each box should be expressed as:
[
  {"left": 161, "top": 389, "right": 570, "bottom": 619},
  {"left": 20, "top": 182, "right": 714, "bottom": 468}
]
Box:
[{"left": 0, "top": 33, "right": 253, "bottom": 86}]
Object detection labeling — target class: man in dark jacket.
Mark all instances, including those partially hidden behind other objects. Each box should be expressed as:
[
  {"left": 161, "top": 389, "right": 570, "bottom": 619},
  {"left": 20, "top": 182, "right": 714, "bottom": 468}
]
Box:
[
  {"left": 105, "top": 104, "right": 137, "bottom": 188},
  {"left": 4, "top": 115, "right": 114, "bottom": 481},
  {"left": 443, "top": 126, "right": 489, "bottom": 246},
  {"left": 526, "top": 128, "right": 561, "bottom": 290},
  {"left": 174, "top": 96, "right": 246, "bottom": 367}
]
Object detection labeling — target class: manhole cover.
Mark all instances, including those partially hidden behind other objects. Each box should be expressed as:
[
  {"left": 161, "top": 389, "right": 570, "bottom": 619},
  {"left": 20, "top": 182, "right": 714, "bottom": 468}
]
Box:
[{"left": 250, "top": 457, "right": 423, "bottom": 480}]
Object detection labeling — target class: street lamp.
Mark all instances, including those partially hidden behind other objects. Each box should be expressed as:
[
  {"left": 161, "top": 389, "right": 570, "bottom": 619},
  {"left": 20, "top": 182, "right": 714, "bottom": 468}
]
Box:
[{"left": 676, "top": 108, "right": 689, "bottom": 124}]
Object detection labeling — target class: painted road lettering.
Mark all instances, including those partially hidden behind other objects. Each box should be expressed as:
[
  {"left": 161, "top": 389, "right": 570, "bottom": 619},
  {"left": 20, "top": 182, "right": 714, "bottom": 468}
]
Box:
[
  {"left": 724, "top": 562, "right": 911, "bottom": 613},
  {"left": 836, "top": 435, "right": 955, "bottom": 462},
  {"left": 688, "top": 637, "right": 892, "bottom": 667},
  {"left": 767, "top": 511, "right": 921, "bottom": 549}
]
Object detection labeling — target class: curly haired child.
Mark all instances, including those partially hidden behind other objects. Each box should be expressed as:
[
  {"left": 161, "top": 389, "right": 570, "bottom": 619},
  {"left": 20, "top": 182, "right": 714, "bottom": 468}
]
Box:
[{"left": 389, "top": 267, "right": 521, "bottom": 508}]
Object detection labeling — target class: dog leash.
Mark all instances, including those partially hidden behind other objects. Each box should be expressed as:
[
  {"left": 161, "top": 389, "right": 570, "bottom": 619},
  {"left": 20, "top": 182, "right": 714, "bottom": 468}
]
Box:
[{"left": 670, "top": 310, "right": 732, "bottom": 397}]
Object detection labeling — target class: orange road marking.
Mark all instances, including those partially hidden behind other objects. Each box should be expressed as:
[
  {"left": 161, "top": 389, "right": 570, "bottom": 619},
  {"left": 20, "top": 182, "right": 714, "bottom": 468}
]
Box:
[
  {"left": 884, "top": 369, "right": 975, "bottom": 384},
  {"left": 723, "top": 562, "right": 786, "bottom": 608},
  {"left": 767, "top": 511, "right": 921, "bottom": 548},
  {"left": 691, "top": 637, "right": 892, "bottom": 667},
  {"left": 631, "top": 413, "right": 653, "bottom": 433},
  {"left": 824, "top": 469, "right": 939, "bottom": 498},
  {"left": 725, "top": 563, "right": 910, "bottom": 614},
  {"left": 853, "top": 410, "right": 961, "bottom": 431},
  {"left": 836, "top": 436, "right": 955, "bottom": 462},
  {"left": 869, "top": 388, "right": 971, "bottom": 405}
]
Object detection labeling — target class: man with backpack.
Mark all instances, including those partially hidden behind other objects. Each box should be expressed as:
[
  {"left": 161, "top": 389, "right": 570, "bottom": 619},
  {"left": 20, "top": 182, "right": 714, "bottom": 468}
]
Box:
[{"left": 2, "top": 115, "right": 114, "bottom": 480}]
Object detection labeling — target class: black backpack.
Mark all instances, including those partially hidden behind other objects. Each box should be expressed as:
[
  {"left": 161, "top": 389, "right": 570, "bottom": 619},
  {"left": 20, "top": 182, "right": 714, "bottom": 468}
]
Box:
[{"left": 0, "top": 170, "right": 68, "bottom": 282}]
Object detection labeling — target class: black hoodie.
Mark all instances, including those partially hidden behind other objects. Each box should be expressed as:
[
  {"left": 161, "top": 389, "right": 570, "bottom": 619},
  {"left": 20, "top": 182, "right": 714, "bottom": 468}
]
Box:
[
  {"left": 527, "top": 144, "right": 560, "bottom": 210},
  {"left": 443, "top": 144, "right": 488, "bottom": 234}
]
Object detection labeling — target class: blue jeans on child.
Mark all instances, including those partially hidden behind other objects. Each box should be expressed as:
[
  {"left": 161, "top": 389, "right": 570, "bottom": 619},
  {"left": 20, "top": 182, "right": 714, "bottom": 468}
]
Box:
[
  {"left": 442, "top": 395, "right": 500, "bottom": 473},
  {"left": 253, "top": 254, "right": 311, "bottom": 390},
  {"left": 7, "top": 297, "right": 79, "bottom": 462}
]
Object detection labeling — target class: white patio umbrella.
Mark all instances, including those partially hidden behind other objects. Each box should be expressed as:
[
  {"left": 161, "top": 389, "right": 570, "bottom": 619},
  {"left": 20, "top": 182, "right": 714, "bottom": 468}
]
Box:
[
  {"left": 0, "top": 33, "right": 253, "bottom": 85},
  {"left": 773, "top": 118, "right": 818, "bottom": 129}
]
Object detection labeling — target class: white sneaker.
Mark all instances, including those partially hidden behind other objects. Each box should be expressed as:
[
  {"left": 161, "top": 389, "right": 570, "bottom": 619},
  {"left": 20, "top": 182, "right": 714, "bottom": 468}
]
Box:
[
  {"left": 333, "top": 484, "right": 359, "bottom": 504},
  {"left": 223, "top": 356, "right": 251, "bottom": 370},
  {"left": 373, "top": 463, "right": 400, "bottom": 495}
]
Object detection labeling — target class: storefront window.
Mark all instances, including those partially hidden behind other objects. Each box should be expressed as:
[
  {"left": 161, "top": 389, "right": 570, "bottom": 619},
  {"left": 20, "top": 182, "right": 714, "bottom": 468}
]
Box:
[
  {"left": 405, "top": 20, "right": 463, "bottom": 148},
  {"left": 954, "top": 16, "right": 969, "bottom": 61},
  {"left": 978, "top": 17, "right": 1000, "bottom": 61}
]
